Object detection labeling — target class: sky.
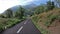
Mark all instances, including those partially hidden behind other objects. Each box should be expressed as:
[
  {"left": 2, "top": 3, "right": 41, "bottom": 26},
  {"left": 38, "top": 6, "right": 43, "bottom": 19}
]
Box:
[{"left": 0, "top": 0, "right": 48, "bottom": 13}]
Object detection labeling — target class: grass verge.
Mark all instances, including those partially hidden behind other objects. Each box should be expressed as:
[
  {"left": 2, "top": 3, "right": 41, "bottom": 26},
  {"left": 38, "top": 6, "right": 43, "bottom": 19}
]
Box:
[
  {"left": 31, "top": 16, "right": 49, "bottom": 34},
  {"left": 0, "top": 18, "right": 25, "bottom": 32},
  {"left": 31, "top": 8, "right": 60, "bottom": 34}
]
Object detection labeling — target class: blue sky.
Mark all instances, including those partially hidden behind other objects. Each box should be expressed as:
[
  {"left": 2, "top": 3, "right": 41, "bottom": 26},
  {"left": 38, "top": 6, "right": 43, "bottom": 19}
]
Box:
[{"left": 0, "top": 0, "right": 49, "bottom": 13}]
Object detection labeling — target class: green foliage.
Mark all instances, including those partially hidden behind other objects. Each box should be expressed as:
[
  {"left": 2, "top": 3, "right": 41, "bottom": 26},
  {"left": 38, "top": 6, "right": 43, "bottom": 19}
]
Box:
[
  {"left": 19, "top": 6, "right": 25, "bottom": 19},
  {"left": 5, "top": 9, "right": 13, "bottom": 18},
  {"left": 34, "top": 5, "right": 45, "bottom": 14},
  {"left": 0, "top": 18, "right": 23, "bottom": 32},
  {"left": 15, "top": 6, "right": 25, "bottom": 19},
  {"left": 4, "top": 6, "right": 26, "bottom": 19},
  {"left": 33, "top": 1, "right": 55, "bottom": 15},
  {"left": 0, "top": 14, "right": 5, "bottom": 18},
  {"left": 32, "top": 16, "right": 39, "bottom": 23},
  {"left": 47, "top": 1, "right": 55, "bottom": 10},
  {"left": 31, "top": 16, "right": 49, "bottom": 34},
  {"left": 15, "top": 11, "right": 20, "bottom": 18},
  {"left": 0, "top": 6, "right": 26, "bottom": 32}
]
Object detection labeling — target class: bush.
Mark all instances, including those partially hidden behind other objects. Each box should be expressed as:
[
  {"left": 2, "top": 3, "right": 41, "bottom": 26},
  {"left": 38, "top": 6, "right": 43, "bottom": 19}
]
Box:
[{"left": 0, "top": 18, "right": 24, "bottom": 32}]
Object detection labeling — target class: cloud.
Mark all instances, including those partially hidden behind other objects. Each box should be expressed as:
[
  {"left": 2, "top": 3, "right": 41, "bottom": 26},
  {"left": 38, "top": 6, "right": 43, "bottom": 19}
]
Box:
[
  {"left": 0, "top": 0, "right": 36, "bottom": 13},
  {"left": 0, "top": 0, "right": 20, "bottom": 13},
  {"left": 19, "top": 0, "right": 36, "bottom": 5},
  {"left": 0, "top": 0, "right": 48, "bottom": 13}
]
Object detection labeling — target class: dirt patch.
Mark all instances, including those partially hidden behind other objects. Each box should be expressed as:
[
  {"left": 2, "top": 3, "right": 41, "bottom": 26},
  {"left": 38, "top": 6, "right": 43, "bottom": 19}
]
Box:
[
  {"left": 38, "top": 19, "right": 60, "bottom": 34},
  {"left": 48, "top": 20, "right": 60, "bottom": 34}
]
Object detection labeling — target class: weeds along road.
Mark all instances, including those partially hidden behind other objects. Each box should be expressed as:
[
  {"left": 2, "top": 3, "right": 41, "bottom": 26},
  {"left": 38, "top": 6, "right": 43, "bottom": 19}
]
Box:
[{"left": 1, "top": 18, "right": 41, "bottom": 34}]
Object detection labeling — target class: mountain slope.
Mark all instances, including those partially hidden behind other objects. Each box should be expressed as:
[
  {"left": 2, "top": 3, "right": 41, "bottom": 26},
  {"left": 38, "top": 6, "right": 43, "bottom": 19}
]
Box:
[
  {"left": 11, "top": 5, "right": 20, "bottom": 12},
  {"left": 10, "top": 3, "right": 38, "bottom": 12},
  {"left": 31, "top": 8, "right": 60, "bottom": 34}
]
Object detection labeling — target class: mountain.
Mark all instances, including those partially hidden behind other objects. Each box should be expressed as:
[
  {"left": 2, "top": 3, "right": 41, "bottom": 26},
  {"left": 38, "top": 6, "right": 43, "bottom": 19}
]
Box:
[
  {"left": 10, "top": 3, "right": 39, "bottom": 12},
  {"left": 10, "top": 5, "right": 20, "bottom": 12},
  {"left": 23, "top": 3, "right": 38, "bottom": 9},
  {"left": 2, "top": 0, "right": 49, "bottom": 14}
]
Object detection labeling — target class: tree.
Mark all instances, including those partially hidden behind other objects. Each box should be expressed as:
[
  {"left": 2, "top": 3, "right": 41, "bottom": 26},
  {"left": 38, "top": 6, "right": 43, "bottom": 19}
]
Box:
[
  {"left": 5, "top": 9, "right": 13, "bottom": 18},
  {"left": 15, "top": 6, "right": 25, "bottom": 19},
  {"left": 34, "top": 5, "right": 45, "bottom": 14},
  {"left": 47, "top": 1, "right": 55, "bottom": 10},
  {"left": 0, "top": 14, "right": 5, "bottom": 18},
  {"left": 19, "top": 6, "right": 25, "bottom": 19},
  {"left": 15, "top": 11, "right": 20, "bottom": 18}
]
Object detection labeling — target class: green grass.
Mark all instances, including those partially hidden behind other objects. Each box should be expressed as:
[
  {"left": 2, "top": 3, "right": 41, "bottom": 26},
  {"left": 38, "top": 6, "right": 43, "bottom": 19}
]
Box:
[
  {"left": 31, "top": 14, "right": 60, "bottom": 34},
  {"left": 45, "top": 14, "right": 60, "bottom": 27},
  {"left": 31, "top": 8, "right": 60, "bottom": 34},
  {"left": 31, "top": 18, "right": 49, "bottom": 34},
  {"left": 0, "top": 18, "right": 24, "bottom": 32}
]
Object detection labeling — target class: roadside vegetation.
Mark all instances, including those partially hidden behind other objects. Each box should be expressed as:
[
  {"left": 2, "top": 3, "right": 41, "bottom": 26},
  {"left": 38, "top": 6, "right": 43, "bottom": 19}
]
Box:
[
  {"left": 0, "top": 0, "right": 60, "bottom": 34},
  {"left": 0, "top": 18, "right": 21, "bottom": 32},
  {"left": 31, "top": 8, "right": 60, "bottom": 34},
  {"left": 0, "top": 6, "right": 26, "bottom": 32},
  {"left": 31, "top": 0, "right": 60, "bottom": 34}
]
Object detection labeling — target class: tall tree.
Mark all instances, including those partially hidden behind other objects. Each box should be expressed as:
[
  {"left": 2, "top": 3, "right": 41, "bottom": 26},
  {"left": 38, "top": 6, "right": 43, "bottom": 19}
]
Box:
[
  {"left": 19, "top": 6, "right": 25, "bottom": 19},
  {"left": 15, "top": 6, "right": 25, "bottom": 19},
  {"left": 5, "top": 9, "right": 13, "bottom": 18},
  {"left": 47, "top": 1, "right": 55, "bottom": 10},
  {"left": 34, "top": 5, "right": 45, "bottom": 14}
]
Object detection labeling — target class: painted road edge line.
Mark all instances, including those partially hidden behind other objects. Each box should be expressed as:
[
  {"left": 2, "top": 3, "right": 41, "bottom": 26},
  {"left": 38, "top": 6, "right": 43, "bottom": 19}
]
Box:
[{"left": 17, "top": 26, "right": 23, "bottom": 33}]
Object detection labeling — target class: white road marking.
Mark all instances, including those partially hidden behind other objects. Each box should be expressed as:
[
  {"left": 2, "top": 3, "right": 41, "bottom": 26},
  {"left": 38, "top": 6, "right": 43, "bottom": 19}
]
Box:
[
  {"left": 24, "top": 20, "right": 29, "bottom": 24},
  {"left": 24, "top": 22, "right": 27, "bottom": 24},
  {"left": 17, "top": 26, "right": 23, "bottom": 33}
]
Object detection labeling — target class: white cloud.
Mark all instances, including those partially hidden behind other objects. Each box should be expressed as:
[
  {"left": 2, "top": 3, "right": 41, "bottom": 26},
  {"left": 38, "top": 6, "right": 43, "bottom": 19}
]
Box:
[
  {"left": 0, "top": 0, "right": 20, "bottom": 13},
  {"left": 0, "top": 0, "right": 35, "bottom": 13}
]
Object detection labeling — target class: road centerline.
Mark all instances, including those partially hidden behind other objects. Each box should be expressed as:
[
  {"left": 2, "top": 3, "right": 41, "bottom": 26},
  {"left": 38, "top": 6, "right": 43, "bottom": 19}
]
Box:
[
  {"left": 17, "top": 26, "right": 23, "bottom": 34},
  {"left": 24, "top": 22, "right": 27, "bottom": 24},
  {"left": 24, "top": 20, "right": 29, "bottom": 24}
]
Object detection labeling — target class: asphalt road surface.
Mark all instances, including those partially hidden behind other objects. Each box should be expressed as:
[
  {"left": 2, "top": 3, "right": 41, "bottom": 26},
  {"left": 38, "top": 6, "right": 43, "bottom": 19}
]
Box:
[{"left": 1, "top": 19, "right": 41, "bottom": 34}]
